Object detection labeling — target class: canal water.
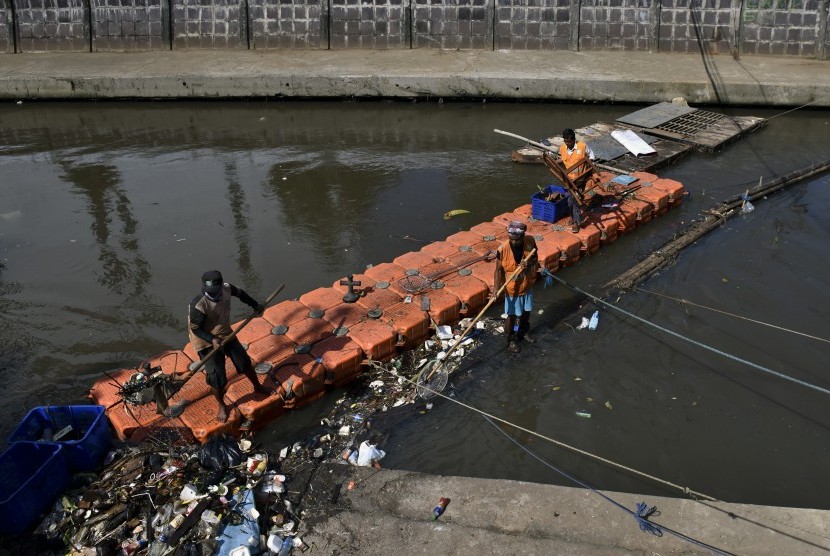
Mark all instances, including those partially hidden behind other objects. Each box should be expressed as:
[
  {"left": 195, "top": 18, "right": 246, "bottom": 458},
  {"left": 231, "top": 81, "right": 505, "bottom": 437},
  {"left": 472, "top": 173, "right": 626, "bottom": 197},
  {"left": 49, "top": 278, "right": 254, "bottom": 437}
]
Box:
[{"left": 1, "top": 101, "right": 828, "bottom": 510}]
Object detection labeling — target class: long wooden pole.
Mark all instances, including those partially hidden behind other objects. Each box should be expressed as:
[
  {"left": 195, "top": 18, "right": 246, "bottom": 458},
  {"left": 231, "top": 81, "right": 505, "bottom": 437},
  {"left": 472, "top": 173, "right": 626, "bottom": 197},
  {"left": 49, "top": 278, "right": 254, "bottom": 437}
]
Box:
[
  {"left": 605, "top": 159, "right": 830, "bottom": 292},
  {"left": 493, "top": 128, "right": 623, "bottom": 174},
  {"left": 427, "top": 248, "right": 537, "bottom": 380},
  {"left": 175, "top": 283, "right": 285, "bottom": 391}
]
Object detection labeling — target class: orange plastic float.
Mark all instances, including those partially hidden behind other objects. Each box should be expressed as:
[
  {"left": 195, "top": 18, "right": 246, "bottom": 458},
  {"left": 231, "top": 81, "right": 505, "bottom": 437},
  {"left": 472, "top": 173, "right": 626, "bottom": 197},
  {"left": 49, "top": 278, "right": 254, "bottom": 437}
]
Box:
[{"left": 89, "top": 166, "right": 688, "bottom": 444}]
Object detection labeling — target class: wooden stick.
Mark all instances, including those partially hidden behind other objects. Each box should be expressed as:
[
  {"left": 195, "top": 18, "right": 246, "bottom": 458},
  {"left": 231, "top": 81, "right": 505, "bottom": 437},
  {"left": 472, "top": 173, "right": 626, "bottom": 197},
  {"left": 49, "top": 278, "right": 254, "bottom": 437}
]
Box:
[
  {"left": 494, "top": 128, "right": 623, "bottom": 175},
  {"left": 427, "top": 248, "right": 537, "bottom": 380},
  {"left": 174, "top": 283, "right": 286, "bottom": 391}
]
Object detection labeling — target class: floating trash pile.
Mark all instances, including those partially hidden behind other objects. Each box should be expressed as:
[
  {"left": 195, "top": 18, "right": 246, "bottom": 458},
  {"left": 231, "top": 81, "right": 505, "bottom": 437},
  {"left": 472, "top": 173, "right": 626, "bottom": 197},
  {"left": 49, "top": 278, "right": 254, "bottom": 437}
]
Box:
[{"left": 8, "top": 317, "right": 504, "bottom": 555}]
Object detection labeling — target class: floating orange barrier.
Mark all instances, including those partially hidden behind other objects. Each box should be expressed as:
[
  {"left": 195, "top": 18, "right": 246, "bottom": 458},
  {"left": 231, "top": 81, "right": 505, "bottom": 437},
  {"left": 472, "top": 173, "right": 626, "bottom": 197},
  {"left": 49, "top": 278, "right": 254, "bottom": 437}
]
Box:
[
  {"left": 378, "top": 301, "right": 431, "bottom": 348},
  {"left": 540, "top": 229, "right": 582, "bottom": 267},
  {"left": 226, "top": 374, "right": 285, "bottom": 423},
  {"left": 633, "top": 182, "right": 670, "bottom": 216},
  {"left": 345, "top": 318, "right": 397, "bottom": 361},
  {"left": 364, "top": 262, "right": 409, "bottom": 297},
  {"left": 272, "top": 354, "right": 325, "bottom": 408},
  {"left": 246, "top": 334, "right": 298, "bottom": 366},
  {"left": 394, "top": 250, "right": 439, "bottom": 270},
  {"left": 590, "top": 211, "right": 621, "bottom": 244},
  {"left": 355, "top": 285, "right": 403, "bottom": 312},
  {"left": 311, "top": 335, "right": 364, "bottom": 386},
  {"left": 178, "top": 392, "right": 242, "bottom": 444},
  {"left": 146, "top": 349, "right": 192, "bottom": 376},
  {"left": 467, "top": 259, "right": 496, "bottom": 290},
  {"left": 534, "top": 236, "right": 562, "bottom": 271},
  {"left": 89, "top": 165, "right": 689, "bottom": 444},
  {"left": 442, "top": 272, "right": 489, "bottom": 316},
  {"left": 445, "top": 230, "right": 486, "bottom": 249},
  {"left": 300, "top": 287, "right": 346, "bottom": 313},
  {"left": 263, "top": 299, "right": 308, "bottom": 328},
  {"left": 236, "top": 317, "right": 277, "bottom": 346},
  {"left": 652, "top": 177, "right": 686, "bottom": 206},
  {"left": 283, "top": 316, "right": 334, "bottom": 347},
  {"left": 417, "top": 288, "right": 460, "bottom": 326},
  {"left": 323, "top": 302, "right": 368, "bottom": 329},
  {"left": 421, "top": 240, "right": 461, "bottom": 260},
  {"left": 573, "top": 222, "right": 603, "bottom": 254}
]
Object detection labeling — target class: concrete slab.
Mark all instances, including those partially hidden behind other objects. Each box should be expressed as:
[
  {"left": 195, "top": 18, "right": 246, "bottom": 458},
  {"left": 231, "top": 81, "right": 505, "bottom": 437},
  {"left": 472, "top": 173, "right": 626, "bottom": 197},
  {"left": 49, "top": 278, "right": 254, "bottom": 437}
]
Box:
[
  {"left": 302, "top": 466, "right": 830, "bottom": 555},
  {"left": 0, "top": 49, "right": 828, "bottom": 106}
]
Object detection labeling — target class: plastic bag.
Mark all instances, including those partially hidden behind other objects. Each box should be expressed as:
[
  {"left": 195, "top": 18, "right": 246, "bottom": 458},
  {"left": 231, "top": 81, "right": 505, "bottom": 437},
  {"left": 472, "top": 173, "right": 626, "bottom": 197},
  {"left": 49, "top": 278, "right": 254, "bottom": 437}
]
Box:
[{"left": 198, "top": 435, "right": 244, "bottom": 470}]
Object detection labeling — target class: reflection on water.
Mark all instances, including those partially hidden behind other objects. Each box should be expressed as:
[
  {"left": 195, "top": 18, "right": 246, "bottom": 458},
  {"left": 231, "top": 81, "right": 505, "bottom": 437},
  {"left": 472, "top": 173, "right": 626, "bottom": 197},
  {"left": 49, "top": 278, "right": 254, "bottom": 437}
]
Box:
[{"left": 1, "top": 101, "right": 829, "bottom": 510}]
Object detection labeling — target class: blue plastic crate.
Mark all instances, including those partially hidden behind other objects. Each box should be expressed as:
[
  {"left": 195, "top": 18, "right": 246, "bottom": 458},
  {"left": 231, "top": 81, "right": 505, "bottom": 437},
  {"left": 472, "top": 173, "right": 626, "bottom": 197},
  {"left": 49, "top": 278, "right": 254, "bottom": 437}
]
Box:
[
  {"left": 531, "top": 185, "right": 570, "bottom": 224},
  {"left": 0, "top": 442, "right": 70, "bottom": 536},
  {"left": 9, "top": 405, "right": 111, "bottom": 472}
]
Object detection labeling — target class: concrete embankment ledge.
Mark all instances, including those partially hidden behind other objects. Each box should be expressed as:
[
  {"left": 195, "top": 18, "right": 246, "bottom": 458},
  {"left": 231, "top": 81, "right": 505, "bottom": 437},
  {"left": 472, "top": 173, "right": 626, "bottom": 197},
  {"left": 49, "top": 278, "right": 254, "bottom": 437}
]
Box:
[
  {"left": 304, "top": 467, "right": 830, "bottom": 555},
  {"left": 1, "top": 49, "right": 829, "bottom": 106}
]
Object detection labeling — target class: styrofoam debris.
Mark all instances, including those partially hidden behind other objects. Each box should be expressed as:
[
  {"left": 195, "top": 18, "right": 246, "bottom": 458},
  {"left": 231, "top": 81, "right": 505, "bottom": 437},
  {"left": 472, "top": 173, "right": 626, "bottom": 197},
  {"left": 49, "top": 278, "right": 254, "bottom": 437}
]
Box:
[
  {"left": 476, "top": 321, "right": 486, "bottom": 329},
  {"left": 369, "top": 380, "right": 384, "bottom": 389},
  {"left": 338, "top": 425, "right": 351, "bottom": 436},
  {"left": 393, "top": 398, "right": 405, "bottom": 407},
  {"left": 436, "top": 325, "right": 453, "bottom": 340},
  {"left": 436, "top": 351, "right": 447, "bottom": 360}
]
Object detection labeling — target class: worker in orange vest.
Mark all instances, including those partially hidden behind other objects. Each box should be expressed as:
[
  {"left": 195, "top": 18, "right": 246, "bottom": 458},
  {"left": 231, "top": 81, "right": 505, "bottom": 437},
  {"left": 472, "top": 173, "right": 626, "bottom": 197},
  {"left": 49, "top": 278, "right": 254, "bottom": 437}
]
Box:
[
  {"left": 559, "top": 128, "right": 596, "bottom": 233},
  {"left": 494, "top": 221, "right": 539, "bottom": 354}
]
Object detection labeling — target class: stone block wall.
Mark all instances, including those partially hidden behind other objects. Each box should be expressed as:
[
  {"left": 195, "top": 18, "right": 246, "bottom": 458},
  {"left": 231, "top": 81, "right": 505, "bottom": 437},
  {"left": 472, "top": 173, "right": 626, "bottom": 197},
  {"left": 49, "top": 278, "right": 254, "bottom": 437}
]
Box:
[
  {"left": 579, "top": 0, "right": 653, "bottom": 51},
  {"left": 495, "top": 0, "right": 570, "bottom": 51},
  {"left": 1, "top": 0, "right": 11, "bottom": 53},
  {"left": 249, "top": 0, "right": 326, "bottom": 49},
  {"left": 13, "top": 0, "right": 89, "bottom": 52},
  {"left": 412, "top": 0, "right": 490, "bottom": 49},
  {"left": 1, "top": 0, "right": 828, "bottom": 57},
  {"left": 173, "top": 0, "right": 246, "bottom": 49},
  {"left": 659, "top": 0, "right": 735, "bottom": 55},
  {"left": 741, "top": 0, "right": 823, "bottom": 57},
  {"left": 91, "top": 0, "right": 167, "bottom": 51},
  {"left": 330, "top": 0, "right": 409, "bottom": 49}
]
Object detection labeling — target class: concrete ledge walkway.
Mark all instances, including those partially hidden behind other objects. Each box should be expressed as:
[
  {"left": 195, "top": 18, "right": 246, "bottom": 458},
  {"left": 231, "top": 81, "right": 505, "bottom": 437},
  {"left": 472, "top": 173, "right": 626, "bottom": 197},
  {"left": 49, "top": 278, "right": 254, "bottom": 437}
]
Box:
[
  {"left": 304, "top": 466, "right": 830, "bottom": 555},
  {"left": 1, "top": 49, "right": 829, "bottom": 106}
]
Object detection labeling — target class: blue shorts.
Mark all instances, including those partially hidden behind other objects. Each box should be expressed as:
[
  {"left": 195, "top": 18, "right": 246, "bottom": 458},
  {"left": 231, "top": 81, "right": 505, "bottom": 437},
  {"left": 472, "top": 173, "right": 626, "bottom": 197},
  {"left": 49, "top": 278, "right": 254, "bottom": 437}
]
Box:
[{"left": 504, "top": 289, "right": 533, "bottom": 316}]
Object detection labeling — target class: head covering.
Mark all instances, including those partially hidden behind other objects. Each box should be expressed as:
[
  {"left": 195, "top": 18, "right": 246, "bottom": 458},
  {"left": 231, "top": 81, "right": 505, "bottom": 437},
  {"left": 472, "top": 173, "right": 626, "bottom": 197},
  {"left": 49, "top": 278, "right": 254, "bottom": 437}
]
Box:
[
  {"left": 507, "top": 221, "right": 527, "bottom": 238},
  {"left": 201, "top": 270, "right": 223, "bottom": 298}
]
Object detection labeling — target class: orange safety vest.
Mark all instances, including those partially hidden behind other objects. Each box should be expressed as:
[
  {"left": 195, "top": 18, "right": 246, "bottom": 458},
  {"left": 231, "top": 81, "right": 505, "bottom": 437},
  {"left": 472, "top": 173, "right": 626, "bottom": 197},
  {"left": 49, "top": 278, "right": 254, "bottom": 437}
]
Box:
[
  {"left": 497, "top": 237, "right": 537, "bottom": 297},
  {"left": 560, "top": 141, "right": 590, "bottom": 180}
]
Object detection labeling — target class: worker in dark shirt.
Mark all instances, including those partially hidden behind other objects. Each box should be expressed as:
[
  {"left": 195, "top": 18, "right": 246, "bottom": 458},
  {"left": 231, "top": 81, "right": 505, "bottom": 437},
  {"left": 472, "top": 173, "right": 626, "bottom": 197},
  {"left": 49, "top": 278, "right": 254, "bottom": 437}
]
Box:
[{"left": 188, "top": 270, "right": 270, "bottom": 422}]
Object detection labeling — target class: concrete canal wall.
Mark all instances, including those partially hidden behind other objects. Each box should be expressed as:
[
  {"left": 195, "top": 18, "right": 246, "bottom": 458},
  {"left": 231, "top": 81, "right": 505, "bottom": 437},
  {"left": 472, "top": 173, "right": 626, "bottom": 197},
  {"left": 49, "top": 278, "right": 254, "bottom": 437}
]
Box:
[{"left": 1, "top": 0, "right": 828, "bottom": 59}]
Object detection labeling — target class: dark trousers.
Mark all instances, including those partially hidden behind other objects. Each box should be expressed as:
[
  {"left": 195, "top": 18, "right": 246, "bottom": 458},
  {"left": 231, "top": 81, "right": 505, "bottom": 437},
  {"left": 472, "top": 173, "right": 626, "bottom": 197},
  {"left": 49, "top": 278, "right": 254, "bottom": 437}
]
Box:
[
  {"left": 198, "top": 337, "right": 252, "bottom": 390},
  {"left": 567, "top": 194, "right": 582, "bottom": 226}
]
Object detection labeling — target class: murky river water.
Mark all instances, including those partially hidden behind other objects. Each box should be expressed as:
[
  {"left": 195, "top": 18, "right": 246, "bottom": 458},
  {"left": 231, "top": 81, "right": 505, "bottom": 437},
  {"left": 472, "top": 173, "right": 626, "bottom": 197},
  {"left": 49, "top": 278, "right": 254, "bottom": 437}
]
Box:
[{"left": 1, "top": 101, "right": 828, "bottom": 510}]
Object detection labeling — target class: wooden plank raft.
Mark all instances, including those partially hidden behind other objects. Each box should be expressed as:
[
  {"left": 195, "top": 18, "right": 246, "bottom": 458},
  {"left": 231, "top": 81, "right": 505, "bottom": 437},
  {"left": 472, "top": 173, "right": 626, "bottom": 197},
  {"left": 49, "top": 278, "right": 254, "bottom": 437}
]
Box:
[{"left": 511, "top": 102, "right": 766, "bottom": 169}]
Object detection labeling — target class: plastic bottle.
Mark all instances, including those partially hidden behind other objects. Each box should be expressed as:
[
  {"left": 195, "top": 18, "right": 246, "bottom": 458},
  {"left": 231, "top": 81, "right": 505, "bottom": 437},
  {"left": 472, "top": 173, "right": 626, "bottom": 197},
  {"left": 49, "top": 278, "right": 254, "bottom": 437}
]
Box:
[
  {"left": 432, "top": 497, "right": 450, "bottom": 520},
  {"left": 277, "top": 536, "right": 294, "bottom": 556},
  {"left": 588, "top": 311, "right": 599, "bottom": 331}
]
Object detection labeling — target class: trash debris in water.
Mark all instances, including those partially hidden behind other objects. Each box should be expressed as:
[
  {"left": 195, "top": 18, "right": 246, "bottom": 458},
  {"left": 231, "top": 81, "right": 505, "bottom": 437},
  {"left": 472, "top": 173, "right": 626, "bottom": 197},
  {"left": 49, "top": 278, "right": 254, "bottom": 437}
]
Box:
[{"left": 443, "top": 209, "right": 470, "bottom": 220}]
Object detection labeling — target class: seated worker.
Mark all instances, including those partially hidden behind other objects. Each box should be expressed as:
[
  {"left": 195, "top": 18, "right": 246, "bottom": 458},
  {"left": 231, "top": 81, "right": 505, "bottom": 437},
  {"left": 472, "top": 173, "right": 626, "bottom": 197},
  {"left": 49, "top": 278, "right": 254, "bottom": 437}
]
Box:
[
  {"left": 188, "top": 270, "right": 271, "bottom": 422},
  {"left": 494, "top": 221, "right": 539, "bottom": 354},
  {"left": 560, "top": 128, "right": 596, "bottom": 233}
]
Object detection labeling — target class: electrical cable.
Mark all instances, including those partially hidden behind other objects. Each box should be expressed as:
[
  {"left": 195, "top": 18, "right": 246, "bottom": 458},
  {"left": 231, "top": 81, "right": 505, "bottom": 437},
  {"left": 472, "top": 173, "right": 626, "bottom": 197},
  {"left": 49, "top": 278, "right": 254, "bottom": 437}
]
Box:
[{"left": 543, "top": 270, "right": 830, "bottom": 398}]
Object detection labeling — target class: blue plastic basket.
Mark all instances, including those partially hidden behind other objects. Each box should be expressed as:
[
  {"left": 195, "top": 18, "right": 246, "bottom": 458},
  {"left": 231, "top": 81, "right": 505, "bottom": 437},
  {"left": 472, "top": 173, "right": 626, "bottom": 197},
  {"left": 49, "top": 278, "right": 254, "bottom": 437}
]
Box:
[
  {"left": 9, "top": 405, "right": 111, "bottom": 472},
  {"left": 531, "top": 185, "right": 570, "bottom": 224},
  {"left": 0, "top": 442, "right": 70, "bottom": 536}
]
